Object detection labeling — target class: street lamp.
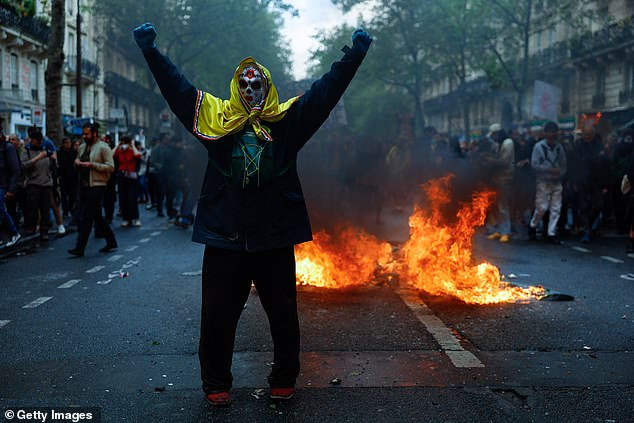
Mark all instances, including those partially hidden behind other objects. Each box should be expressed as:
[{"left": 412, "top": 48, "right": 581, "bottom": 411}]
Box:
[{"left": 75, "top": 0, "right": 82, "bottom": 118}]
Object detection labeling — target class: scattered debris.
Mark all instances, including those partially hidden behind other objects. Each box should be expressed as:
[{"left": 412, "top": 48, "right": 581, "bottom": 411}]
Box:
[
  {"left": 540, "top": 292, "right": 574, "bottom": 301},
  {"left": 252, "top": 389, "right": 265, "bottom": 399},
  {"left": 330, "top": 378, "right": 342, "bottom": 385}
]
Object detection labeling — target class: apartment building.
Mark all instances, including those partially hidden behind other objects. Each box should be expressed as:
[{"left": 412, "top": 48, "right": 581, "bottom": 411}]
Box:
[
  {"left": 0, "top": 3, "right": 48, "bottom": 138},
  {"left": 0, "top": 0, "right": 158, "bottom": 143},
  {"left": 424, "top": 0, "right": 634, "bottom": 137}
]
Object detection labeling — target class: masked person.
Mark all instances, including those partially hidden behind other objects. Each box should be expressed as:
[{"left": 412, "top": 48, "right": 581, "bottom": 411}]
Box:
[{"left": 133, "top": 22, "right": 372, "bottom": 406}]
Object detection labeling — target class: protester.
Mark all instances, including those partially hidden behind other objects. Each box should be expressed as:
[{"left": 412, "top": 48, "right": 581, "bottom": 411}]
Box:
[
  {"left": 569, "top": 125, "right": 610, "bottom": 243},
  {"left": 484, "top": 123, "right": 515, "bottom": 243},
  {"left": 149, "top": 133, "right": 169, "bottom": 217},
  {"left": 528, "top": 121, "right": 567, "bottom": 244},
  {"left": 0, "top": 130, "right": 22, "bottom": 246},
  {"left": 136, "top": 140, "right": 150, "bottom": 204},
  {"left": 57, "top": 137, "right": 78, "bottom": 220},
  {"left": 102, "top": 134, "right": 117, "bottom": 224},
  {"left": 68, "top": 123, "right": 117, "bottom": 257},
  {"left": 5, "top": 134, "right": 26, "bottom": 230},
  {"left": 134, "top": 21, "right": 371, "bottom": 406},
  {"left": 20, "top": 130, "right": 54, "bottom": 242},
  {"left": 113, "top": 135, "right": 142, "bottom": 227}
]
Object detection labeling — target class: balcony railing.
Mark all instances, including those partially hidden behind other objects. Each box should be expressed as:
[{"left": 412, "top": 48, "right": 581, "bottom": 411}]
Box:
[
  {"left": 570, "top": 14, "right": 634, "bottom": 59},
  {"left": 64, "top": 56, "right": 100, "bottom": 80},
  {"left": 0, "top": 87, "right": 39, "bottom": 103},
  {"left": 0, "top": 5, "right": 49, "bottom": 43},
  {"left": 104, "top": 71, "right": 159, "bottom": 104}
]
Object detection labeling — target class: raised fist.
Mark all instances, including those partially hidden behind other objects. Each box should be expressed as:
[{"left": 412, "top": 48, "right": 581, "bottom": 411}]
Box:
[
  {"left": 133, "top": 22, "right": 157, "bottom": 51},
  {"left": 352, "top": 28, "right": 372, "bottom": 55}
]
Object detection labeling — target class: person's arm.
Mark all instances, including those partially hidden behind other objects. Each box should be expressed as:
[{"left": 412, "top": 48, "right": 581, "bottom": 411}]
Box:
[
  {"left": 133, "top": 23, "right": 198, "bottom": 132},
  {"left": 289, "top": 29, "right": 372, "bottom": 150},
  {"left": 21, "top": 148, "right": 47, "bottom": 168}
]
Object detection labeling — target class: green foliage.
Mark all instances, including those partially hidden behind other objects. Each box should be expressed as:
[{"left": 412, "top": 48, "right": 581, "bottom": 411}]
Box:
[
  {"left": 1, "top": 0, "right": 36, "bottom": 16},
  {"left": 92, "top": 0, "right": 292, "bottom": 97}
]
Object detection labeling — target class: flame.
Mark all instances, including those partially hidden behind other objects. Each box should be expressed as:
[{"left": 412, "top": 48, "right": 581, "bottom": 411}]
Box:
[
  {"left": 401, "top": 176, "right": 544, "bottom": 304},
  {"left": 295, "top": 175, "right": 544, "bottom": 304},
  {"left": 295, "top": 227, "right": 393, "bottom": 289}
]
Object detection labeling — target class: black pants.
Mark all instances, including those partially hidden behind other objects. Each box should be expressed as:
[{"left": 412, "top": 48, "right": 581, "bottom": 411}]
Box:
[
  {"left": 199, "top": 246, "right": 300, "bottom": 392},
  {"left": 117, "top": 175, "right": 139, "bottom": 221},
  {"left": 75, "top": 186, "right": 116, "bottom": 252},
  {"left": 25, "top": 185, "right": 51, "bottom": 236},
  {"left": 60, "top": 178, "right": 77, "bottom": 217}
]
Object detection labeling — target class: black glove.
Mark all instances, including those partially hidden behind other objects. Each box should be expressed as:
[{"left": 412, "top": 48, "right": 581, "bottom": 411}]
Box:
[
  {"left": 133, "top": 22, "right": 157, "bottom": 51},
  {"left": 351, "top": 28, "right": 372, "bottom": 55}
]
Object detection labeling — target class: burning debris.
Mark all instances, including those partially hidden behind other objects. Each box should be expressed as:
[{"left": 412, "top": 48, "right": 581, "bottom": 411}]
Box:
[{"left": 295, "top": 175, "right": 547, "bottom": 305}]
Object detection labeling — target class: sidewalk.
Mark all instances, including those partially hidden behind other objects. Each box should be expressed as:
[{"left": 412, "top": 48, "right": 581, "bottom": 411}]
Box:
[{"left": 0, "top": 224, "right": 74, "bottom": 258}]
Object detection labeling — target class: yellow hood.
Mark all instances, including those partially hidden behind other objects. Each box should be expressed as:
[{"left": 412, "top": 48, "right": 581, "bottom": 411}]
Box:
[{"left": 193, "top": 57, "right": 299, "bottom": 142}]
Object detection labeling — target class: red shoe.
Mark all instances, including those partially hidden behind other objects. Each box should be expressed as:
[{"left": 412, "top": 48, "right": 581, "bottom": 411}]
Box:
[
  {"left": 270, "top": 387, "right": 295, "bottom": 400},
  {"left": 206, "top": 391, "right": 231, "bottom": 406}
]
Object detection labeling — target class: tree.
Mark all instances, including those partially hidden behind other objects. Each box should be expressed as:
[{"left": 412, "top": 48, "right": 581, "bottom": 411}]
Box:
[
  {"left": 44, "top": 0, "right": 64, "bottom": 143},
  {"left": 93, "top": 0, "right": 295, "bottom": 96},
  {"left": 476, "top": 0, "right": 600, "bottom": 121}
]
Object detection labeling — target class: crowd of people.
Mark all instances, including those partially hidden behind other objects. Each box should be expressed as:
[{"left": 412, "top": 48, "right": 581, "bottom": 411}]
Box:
[
  {"left": 302, "top": 120, "right": 634, "bottom": 253},
  {"left": 0, "top": 122, "right": 202, "bottom": 253},
  {"left": 1, "top": 120, "right": 634, "bottom": 254}
]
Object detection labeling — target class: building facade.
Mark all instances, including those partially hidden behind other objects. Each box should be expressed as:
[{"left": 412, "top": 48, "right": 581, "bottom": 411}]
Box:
[
  {"left": 0, "top": 3, "right": 48, "bottom": 138},
  {"left": 423, "top": 0, "right": 634, "bottom": 137},
  {"left": 0, "top": 0, "right": 159, "bottom": 144}
]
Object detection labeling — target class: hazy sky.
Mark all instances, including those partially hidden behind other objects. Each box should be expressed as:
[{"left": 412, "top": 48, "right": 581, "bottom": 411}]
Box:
[{"left": 281, "top": 0, "right": 373, "bottom": 80}]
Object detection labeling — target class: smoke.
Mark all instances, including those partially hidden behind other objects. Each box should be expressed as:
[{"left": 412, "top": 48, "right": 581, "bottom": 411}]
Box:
[{"left": 297, "top": 128, "right": 497, "bottom": 237}]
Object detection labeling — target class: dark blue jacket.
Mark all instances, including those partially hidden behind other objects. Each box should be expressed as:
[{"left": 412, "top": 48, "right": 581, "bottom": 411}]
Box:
[
  {"left": 0, "top": 141, "right": 20, "bottom": 192},
  {"left": 142, "top": 45, "right": 367, "bottom": 251}
]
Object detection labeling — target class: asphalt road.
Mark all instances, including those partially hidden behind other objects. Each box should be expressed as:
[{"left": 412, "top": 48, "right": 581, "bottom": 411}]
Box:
[{"left": 0, "top": 206, "right": 633, "bottom": 423}]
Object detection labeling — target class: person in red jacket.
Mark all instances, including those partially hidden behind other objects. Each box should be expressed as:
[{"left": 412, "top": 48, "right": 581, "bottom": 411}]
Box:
[{"left": 113, "top": 135, "right": 142, "bottom": 227}]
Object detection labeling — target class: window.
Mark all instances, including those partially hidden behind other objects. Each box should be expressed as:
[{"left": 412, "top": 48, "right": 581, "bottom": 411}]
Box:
[
  {"left": 596, "top": 67, "right": 606, "bottom": 95},
  {"left": 10, "top": 54, "right": 18, "bottom": 89},
  {"left": 548, "top": 29, "right": 556, "bottom": 48},
  {"left": 30, "top": 61, "right": 38, "bottom": 102},
  {"left": 69, "top": 86, "right": 76, "bottom": 113},
  {"left": 68, "top": 33, "right": 74, "bottom": 58}
]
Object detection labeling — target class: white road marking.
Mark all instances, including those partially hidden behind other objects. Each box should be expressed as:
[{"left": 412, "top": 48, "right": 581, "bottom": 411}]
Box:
[
  {"left": 58, "top": 279, "right": 81, "bottom": 289},
  {"left": 571, "top": 246, "right": 592, "bottom": 253},
  {"left": 22, "top": 297, "right": 53, "bottom": 309},
  {"left": 125, "top": 245, "right": 139, "bottom": 252},
  {"left": 0, "top": 320, "right": 10, "bottom": 328},
  {"left": 627, "top": 253, "right": 634, "bottom": 259},
  {"left": 621, "top": 274, "right": 634, "bottom": 281},
  {"left": 107, "top": 254, "right": 124, "bottom": 262},
  {"left": 182, "top": 271, "right": 202, "bottom": 276},
  {"left": 600, "top": 256, "right": 624, "bottom": 264},
  {"left": 139, "top": 238, "right": 151, "bottom": 243},
  {"left": 397, "top": 288, "right": 484, "bottom": 368},
  {"left": 86, "top": 265, "right": 105, "bottom": 274},
  {"left": 150, "top": 231, "right": 162, "bottom": 237},
  {"left": 97, "top": 279, "right": 113, "bottom": 285}
]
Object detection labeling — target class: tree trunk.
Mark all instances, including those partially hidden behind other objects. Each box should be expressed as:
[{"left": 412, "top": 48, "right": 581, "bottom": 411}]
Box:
[{"left": 45, "top": 0, "right": 65, "bottom": 144}]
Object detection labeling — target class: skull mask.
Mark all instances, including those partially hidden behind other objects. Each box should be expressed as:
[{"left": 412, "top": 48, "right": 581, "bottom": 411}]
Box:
[{"left": 238, "top": 66, "right": 266, "bottom": 108}]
